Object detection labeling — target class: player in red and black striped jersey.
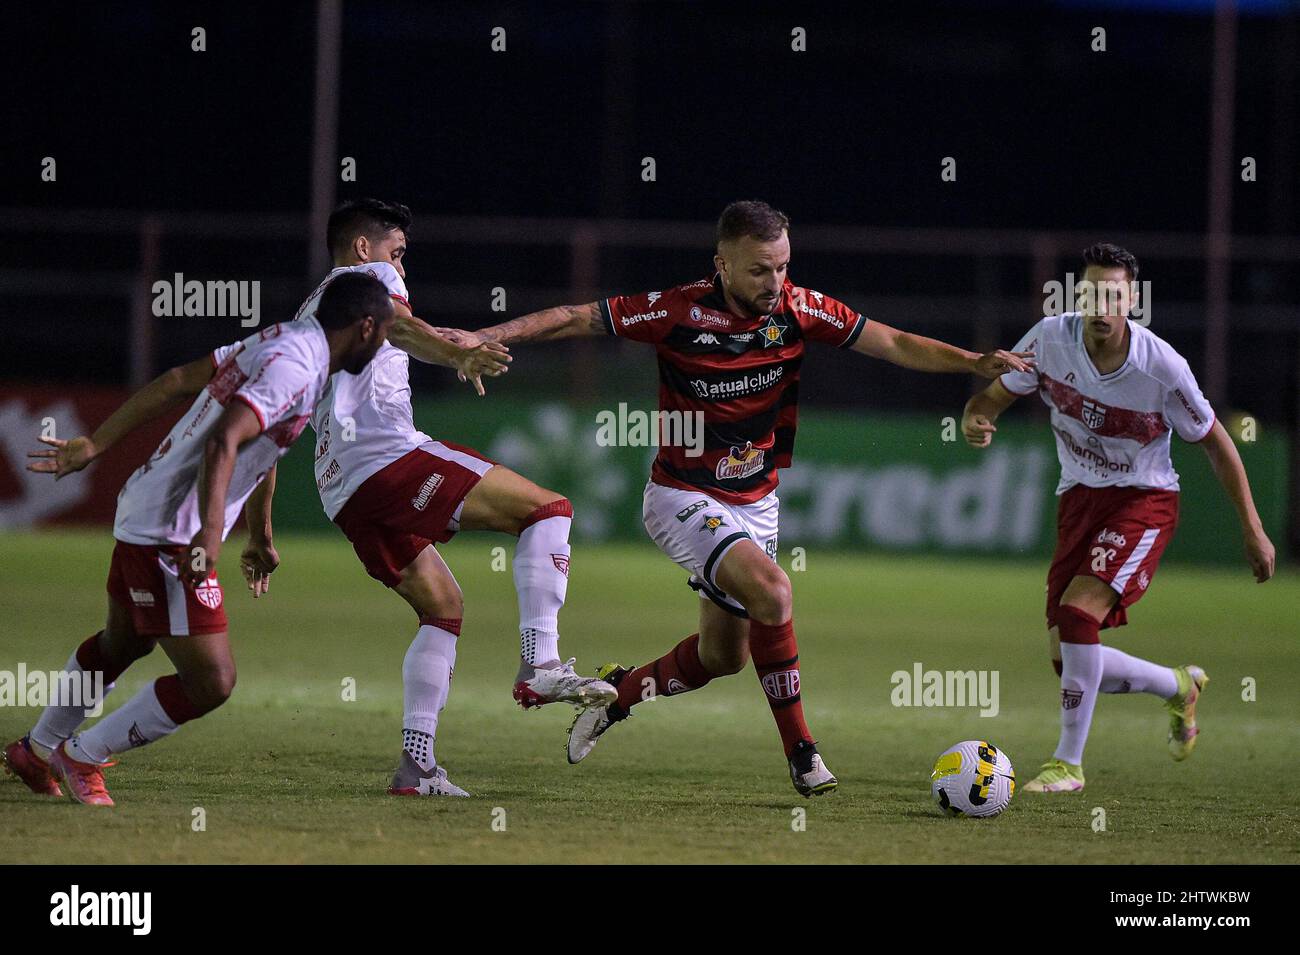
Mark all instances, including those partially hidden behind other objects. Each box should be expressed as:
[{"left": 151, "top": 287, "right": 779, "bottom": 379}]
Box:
[{"left": 452, "top": 200, "right": 1034, "bottom": 796}]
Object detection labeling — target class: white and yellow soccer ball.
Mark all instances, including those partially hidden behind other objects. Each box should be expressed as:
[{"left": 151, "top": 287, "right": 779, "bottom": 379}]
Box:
[{"left": 930, "top": 740, "right": 1015, "bottom": 817}]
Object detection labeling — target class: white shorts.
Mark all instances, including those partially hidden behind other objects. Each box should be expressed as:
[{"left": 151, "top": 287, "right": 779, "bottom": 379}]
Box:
[{"left": 641, "top": 480, "right": 779, "bottom": 616}]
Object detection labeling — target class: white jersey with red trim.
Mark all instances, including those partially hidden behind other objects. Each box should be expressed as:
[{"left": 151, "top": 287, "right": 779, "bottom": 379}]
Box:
[
  {"left": 114, "top": 317, "right": 330, "bottom": 546},
  {"left": 297, "top": 263, "right": 432, "bottom": 519},
  {"left": 999, "top": 312, "right": 1215, "bottom": 494}
]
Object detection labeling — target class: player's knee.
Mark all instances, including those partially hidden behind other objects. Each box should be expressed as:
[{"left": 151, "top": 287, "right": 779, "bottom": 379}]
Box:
[
  {"left": 185, "top": 666, "right": 237, "bottom": 713},
  {"left": 710, "top": 644, "right": 749, "bottom": 675},
  {"left": 742, "top": 567, "right": 792, "bottom": 625},
  {"left": 515, "top": 494, "right": 572, "bottom": 536}
]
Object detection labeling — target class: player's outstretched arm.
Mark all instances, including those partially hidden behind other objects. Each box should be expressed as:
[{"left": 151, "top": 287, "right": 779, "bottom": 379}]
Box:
[
  {"left": 961, "top": 379, "right": 1020, "bottom": 448},
  {"left": 240, "top": 463, "right": 279, "bottom": 598},
  {"left": 463, "top": 302, "right": 605, "bottom": 346},
  {"left": 185, "top": 401, "right": 264, "bottom": 587},
  {"left": 386, "top": 300, "right": 511, "bottom": 396},
  {"left": 851, "top": 320, "right": 1035, "bottom": 378},
  {"left": 27, "top": 355, "right": 216, "bottom": 479},
  {"left": 1198, "top": 419, "right": 1276, "bottom": 583}
]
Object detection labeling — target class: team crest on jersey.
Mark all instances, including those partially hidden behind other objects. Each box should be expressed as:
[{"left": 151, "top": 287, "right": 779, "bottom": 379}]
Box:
[
  {"left": 1081, "top": 398, "right": 1107, "bottom": 431},
  {"left": 193, "top": 577, "right": 223, "bottom": 610},
  {"left": 716, "top": 442, "right": 765, "bottom": 481},
  {"left": 1137, "top": 570, "right": 1151, "bottom": 590},
  {"left": 701, "top": 514, "right": 728, "bottom": 535},
  {"left": 758, "top": 314, "right": 788, "bottom": 348},
  {"left": 551, "top": 554, "right": 570, "bottom": 577}
]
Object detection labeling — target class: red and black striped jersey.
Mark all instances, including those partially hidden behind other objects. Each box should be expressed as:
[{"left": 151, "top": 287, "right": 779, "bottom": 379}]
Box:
[{"left": 600, "top": 275, "right": 866, "bottom": 504}]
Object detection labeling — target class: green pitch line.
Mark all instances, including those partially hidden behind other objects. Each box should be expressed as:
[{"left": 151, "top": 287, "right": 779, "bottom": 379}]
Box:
[{"left": 1, "top": 530, "right": 1295, "bottom": 864}]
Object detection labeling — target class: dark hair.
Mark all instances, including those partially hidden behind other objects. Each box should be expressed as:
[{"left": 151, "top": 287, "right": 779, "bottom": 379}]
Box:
[
  {"left": 327, "top": 198, "right": 412, "bottom": 258},
  {"left": 716, "top": 200, "right": 789, "bottom": 247},
  {"left": 1082, "top": 242, "right": 1139, "bottom": 281},
  {"left": 315, "top": 272, "right": 393, "bottom": 330}
]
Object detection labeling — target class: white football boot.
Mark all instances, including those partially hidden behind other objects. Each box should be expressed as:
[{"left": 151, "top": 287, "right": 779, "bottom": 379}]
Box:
[
  {"left": 514, "top": 658, "right": 617, "bottom": 710},
  {"left": 566, "top": 664, "right": 629, "bottom": 763},
  {"left": 789, "top": 740, "right": 838, "bottom": 797},
  {"left": 387, "top": 751, "right": 470, "bottom": 797}
]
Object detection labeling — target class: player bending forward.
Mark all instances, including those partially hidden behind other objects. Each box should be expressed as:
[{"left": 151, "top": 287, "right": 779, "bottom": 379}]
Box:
[
  {"left": 961, "top": 243, "right": 1275, "bottom": 793},
  {"left": 450, "top": 200, "right": 1033, "bottom": 797},
  {"left": 3, "top": 273, "right": 395, "bottom": 806},
  {"left": 302, "top": 200, "right": 615, "bottom": 798}
]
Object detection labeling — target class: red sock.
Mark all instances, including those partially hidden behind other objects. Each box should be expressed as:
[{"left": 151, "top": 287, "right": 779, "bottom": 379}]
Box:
[
  {"left": 154, "top": 674, "right": 206, "bottom": 725},
  {"left": 75, "top": 631, "right": 129, "bottom": 685},
  {"left": 749, "top": 619, "right": 812, "bottom": 758},
  {"left": 614, "top": 633, "right": 713, "bottom": 713}
]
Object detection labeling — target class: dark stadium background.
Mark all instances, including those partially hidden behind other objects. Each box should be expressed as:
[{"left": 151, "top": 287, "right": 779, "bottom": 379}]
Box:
[{"left": 1, "top": 0, "right": 1296, "bottom": 554}]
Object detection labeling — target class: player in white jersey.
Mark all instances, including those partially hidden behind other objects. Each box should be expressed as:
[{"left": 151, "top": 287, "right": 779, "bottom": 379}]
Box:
[
  {"left": 961, "top": 243, "right": 1276, "bottom": 793},
  {"left": 3, "top": 274, "right": 396, "bottom": 806},
  {"left": 303, "top": 199, "right": 615, "bottom": 797}
]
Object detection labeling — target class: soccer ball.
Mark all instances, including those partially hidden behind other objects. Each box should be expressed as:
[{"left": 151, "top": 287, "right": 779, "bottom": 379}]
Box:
[{"left": 930, "top": 740, "right": 1015, "bottom": 817}]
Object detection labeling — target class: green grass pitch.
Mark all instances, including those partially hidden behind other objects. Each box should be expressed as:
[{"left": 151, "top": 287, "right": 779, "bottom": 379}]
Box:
[{"left": 1, "top": 529, "right": 1296, "bottom": 864}]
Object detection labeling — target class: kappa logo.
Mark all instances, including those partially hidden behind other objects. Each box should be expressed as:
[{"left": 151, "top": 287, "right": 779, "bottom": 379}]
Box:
[
  {"left": 411, "top": 472, "right": 445, "bottom": 511},
  {"left": 761, "top": 669, "right": 800, "bottom": 701},
  {"left": 1061, "top": 688, "right": 1084, "bottom": 710},
  {"left": 676, "top": 500, "right": 709, "bottom": 522},
  {"left": 701, "top": 514, "right": 728, "bottom": 535},
  {"left": 128, "top": 588, "right": 155, "bottom": 608},
  {"left": 551, "top": 554, "right": 570, "bottom": 577},
  {"left": 692, "top": 332, "right": 721, "bottom": 345},
  {"left": 647, "top": 291, "right": 661, "bottom": 306},
  {"left": 193, "top": 577, "right": 223, "bottom": 610},
  {"left": 810, "top": 290, "right": 824, "bottom": 303},
  {"left": 1081, "top": 398, "right": 1107, "bottom": 431}
]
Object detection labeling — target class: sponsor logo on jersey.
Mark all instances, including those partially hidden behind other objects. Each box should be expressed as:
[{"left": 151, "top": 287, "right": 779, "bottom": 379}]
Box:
[
  {"left": 689, "top": 365, "right": 784, "bottom": 401},
  {"left": 692, "top": 332, "right": 721, "bottom": 345},
  {"left": 1173, "top": 388, "right": 1204, "bottom": 426},
  {"left": 551, "top": 554, "right": 570, "bottom": 577},
  {"left": 411, "top": 472, "right": 445, "bottom": 511},
  {"left": 761, "top": 668, "right": 800, "bottom": 701},
  {"left": 1081, "top": 399, "right": 1107, "bottom": 430},
  {"left": 798, "top": 301, "right": 844, "bottom": 329},
  {"left": 1054, "top": 427, "right": 1134, "bottom": 475},
  {"left": 1061, "top": 688, "right": 1084, "bottom": 710},
  {"left": 730, "top": 332, "right": 755, "bottom": 343},
  {"left": 1096, "top": 528, "right": 1127, "bottom": 548},
  {"left": 701, "top": 514, "right": 728, "bottom": 535},
  {"left": 676, "top": 500, "right": 710, "bottom": 522},
  {"left": 758, "top": 314, "right": 789, "bottom": 347},
  {"left": 621, "top": 308, "right": 668, "bottom": 326},
  {"left": 688, "top": 305, "right": 732, "bottom": 329},
  {"left": 715, "top": 441, "right": 766, "bottom": 481},
  {"left": 317, "top": 458, "right": 341, "bottom": 491},
  {"left": 193, "top": 577, "right": 223, "bottom": 610},
  {"left": 128, "top": 588, "right": 156, "bottom": 608}
]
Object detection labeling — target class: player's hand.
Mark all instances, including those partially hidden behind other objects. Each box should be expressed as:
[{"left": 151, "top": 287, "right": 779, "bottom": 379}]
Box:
[
  {"left": 447, "top": 337, "right": 506, "bottom": 397},
  {"left": 972, "top": 350, "right": 1035, "bottom": 378},
  {"left": 1244, "top": 529, "right": 1275, "bottom": 583},
  {"left": 240, "top": 537, "right": 279, "bottom": 598},
  {"left": 962, "top": 413, "right": 997, "bottom": 448},
  {"left": 27, "top": 435, "right": 97, "bottom": 479},
  {"left": 182, "top": 529, "right": 222, "bottom": 588}
]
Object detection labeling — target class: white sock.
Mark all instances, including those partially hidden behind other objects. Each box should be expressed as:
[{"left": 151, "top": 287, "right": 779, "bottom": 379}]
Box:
[
  {"left": 1054, "top": 643, "right": 1102, "bottom": 766},
  {"left": 403, "top": 624, "right": 457, "bottom": 771},
  {"left": 1099, "top": 646, "right": 1178, "bottom": 697},
  {"left": 515, "top": 511, "right": 570, "bottom": 666},
  {"left": 30, "top": 649, "right": 116, "bottom": 758},
  {"left": 72, "top": 680, "right": 179, "bottom": 764}
]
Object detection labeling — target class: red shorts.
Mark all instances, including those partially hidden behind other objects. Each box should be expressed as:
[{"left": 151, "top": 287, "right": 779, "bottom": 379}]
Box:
[
  {"left": 334, "top": 441, "right": 495, "bottom": 587},
  {"left": 1046, "top": 484, "right": 1179, "bottom": 631},
  {"left": 106, "top": 540, "right": 228, "bottom": 637}
]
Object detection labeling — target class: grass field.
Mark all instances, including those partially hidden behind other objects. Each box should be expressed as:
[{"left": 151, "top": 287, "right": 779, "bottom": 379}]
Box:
[{"left": 1, "top": 529, "right": 1296, "bottom": 864}]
